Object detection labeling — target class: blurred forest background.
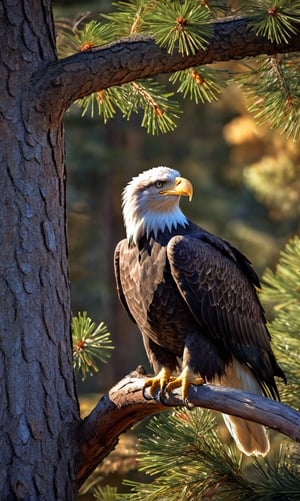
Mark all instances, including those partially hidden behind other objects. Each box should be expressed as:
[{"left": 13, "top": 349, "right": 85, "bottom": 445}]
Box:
[
  {"left": 53, "top": 1, "right": 300, "bottom": 393},
  {"left": 52, "top": 1, "right": 300, "bottom": 497}
]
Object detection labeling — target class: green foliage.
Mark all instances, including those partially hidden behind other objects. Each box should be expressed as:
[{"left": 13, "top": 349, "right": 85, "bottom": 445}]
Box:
[
  {"left": 78, "top": 88, "right": 118, "bottom": 122},
  {"left": 56, "top": 0, "right": 300, "bottom": 138},
  {"left": 103, "top": 409, "right": 300, "bottom": 500},
  {"left": 169, "top": 67, "right": 222, "bottom": 104},
  {"left": 247, "top": 447, "right": 300, "bottom": 499},
  {"left": 56, "top": 17, "right": 111, "bottom": 55},
  {"left": 261, "top": 236, "right": 300, "bottom": 305},
  {"left": 236, "top": 54, "right": 300, "bottom": 140},
  {"left": 136, "top": 409, "right": 237, "bottom": 478},
  {"left": 240, "top": 0, "right": 300, "bottom": 44},
  {"left": 94, "top": 408, "right": 240, "bottom": 500},
  {"left": 93, "top": 484, "right": 119, "bottom": 500},
  {"left": 261, "top": 236, "right": 300, "bottom": 408},
  {"left": 101, "top": 0, "right": 152, "bottom": 38},
  {"left": 77, "top": 79, "right": 180, "bottom": 134},
  {"left": 149, "top": 0, "right": 212, "bottom": 56},
  {"left": 72, "top": 311, "right": 114, "bottom": 381},
  {"left": 116, "top": 80, "right": 180, "bottom": 134}
]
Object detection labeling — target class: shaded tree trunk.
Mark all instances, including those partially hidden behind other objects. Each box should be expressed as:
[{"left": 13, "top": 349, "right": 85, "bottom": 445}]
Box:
[{"left": 0, "top": 1, "right": 79, "bottom": 498}]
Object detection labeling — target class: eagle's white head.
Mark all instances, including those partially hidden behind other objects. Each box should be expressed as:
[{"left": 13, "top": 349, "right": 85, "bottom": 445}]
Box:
[{"left": 122, "top": 166, "right": 193, "bottom": 245}]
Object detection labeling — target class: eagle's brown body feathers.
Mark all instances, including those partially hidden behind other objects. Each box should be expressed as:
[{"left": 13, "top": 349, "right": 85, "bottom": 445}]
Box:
[{"left": 114, "top": 167, "right": 285, "bottom": 456}]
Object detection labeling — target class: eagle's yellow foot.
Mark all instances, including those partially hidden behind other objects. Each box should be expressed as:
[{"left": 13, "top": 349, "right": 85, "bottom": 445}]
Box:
[
  {"left": 143, "top": 367, "right": 173, "bottom": 401},
  {"left": 166, "top": 366, "right": 204, "bottom": 406}
]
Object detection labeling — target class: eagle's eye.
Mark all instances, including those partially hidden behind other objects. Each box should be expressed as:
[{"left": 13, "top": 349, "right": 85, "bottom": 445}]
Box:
[{"left": 155, "top": 180, "right": 164, "bottom": 189}]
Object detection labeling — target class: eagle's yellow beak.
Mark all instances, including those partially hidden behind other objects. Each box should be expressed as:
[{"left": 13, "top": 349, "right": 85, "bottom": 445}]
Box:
[{"left": 160, "top": 176, "right": 193, "bottom": 202}]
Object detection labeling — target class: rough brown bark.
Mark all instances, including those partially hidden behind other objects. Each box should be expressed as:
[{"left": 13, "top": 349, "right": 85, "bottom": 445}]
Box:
[
  {"left": 76, "top": 369, "right": 300, "bottom": 488},
  {"left": 34, "top": 16, "right": 300, "bottom": 116},
  {"left": 0, "top": 1, "right": 79, "bottom": 498}
]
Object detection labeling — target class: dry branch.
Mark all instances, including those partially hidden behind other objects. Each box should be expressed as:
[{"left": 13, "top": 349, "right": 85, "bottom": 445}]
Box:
[{"left": 76, "top": 367, "right": 300, "bottom": 488}]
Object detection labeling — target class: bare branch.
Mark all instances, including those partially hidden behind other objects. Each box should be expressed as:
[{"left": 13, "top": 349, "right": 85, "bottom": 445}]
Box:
[
  {"left": 34, "top": 16, "right": 300, "bottom": 118},
  {"left": 76, "top": 367, "right": 300, "bottom": 488}
]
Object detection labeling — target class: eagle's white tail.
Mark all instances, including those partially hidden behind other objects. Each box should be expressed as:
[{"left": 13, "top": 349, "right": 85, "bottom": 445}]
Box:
[{"left": 213, "top": 359, "right": 270, "bottom": 456}]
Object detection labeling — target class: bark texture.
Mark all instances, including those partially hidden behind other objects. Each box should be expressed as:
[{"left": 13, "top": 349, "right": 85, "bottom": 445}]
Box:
[
  {"left": 34, "top": 16, "right": 300, "bottom": 114},
  {"left": 0, "top": 2, "right": 79, "bottom": 499},
  {"left": 76, "top": 370, "right": 300, "bottom": 488}
]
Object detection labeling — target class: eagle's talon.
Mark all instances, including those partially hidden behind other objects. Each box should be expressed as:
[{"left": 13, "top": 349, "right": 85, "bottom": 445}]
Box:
[
  {"left": 166, "top": 367, "right": 204, "bottom": 401},
  {"left": 142, "top": 367, "right": 172, "bottom": 401},
  {"left": 157, "top": 389, "right": 169, "bottom": 405},
  {"left": 142, "top": 386, "right": 154, "bottom": 400},
  {"left": 184, "top": 398, "right": 193, "bottom": 410}
]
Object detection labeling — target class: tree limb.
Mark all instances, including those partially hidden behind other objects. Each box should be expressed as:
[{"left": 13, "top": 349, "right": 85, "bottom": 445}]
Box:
[
  {"left": 76, "top": 367, "right": 300, "bottom": 489},
  {"left": 35, "top": 16, "right": 300, "bottom": 118}
]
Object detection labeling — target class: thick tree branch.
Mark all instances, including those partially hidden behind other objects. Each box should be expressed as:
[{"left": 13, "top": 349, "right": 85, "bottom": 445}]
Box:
[
  {"left": 76, "top": 367, "right": 300, "bottom": 489},
  {"left": 35, "top": 16, "right": 300, "bottom": 119}
]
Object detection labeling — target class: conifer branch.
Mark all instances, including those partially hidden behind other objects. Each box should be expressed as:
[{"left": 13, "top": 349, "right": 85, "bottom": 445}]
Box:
[
  {"left": 34, "top": 16, "right": 300, "bottom": 119},
  {"left": 76, "top": 368, "right": 300, "bottom": 488}
]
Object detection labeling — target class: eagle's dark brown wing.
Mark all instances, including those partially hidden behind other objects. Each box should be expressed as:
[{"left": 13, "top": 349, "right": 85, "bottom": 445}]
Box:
[
  {"left": 167, "top": 234, "right": 284, "bottom": 399},
  {"left": 114, "top": 239, "right": 137, "bottom": 325},
  {"left": 114, "top": 237, "right": 182, "bottom": 372}
]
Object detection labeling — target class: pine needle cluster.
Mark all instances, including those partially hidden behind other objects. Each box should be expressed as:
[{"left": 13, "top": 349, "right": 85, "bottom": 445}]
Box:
[
  {"left": 56, "top": 0, "right": 300, "bottom": 138},
  {"left": 149, "top": 1, "right": 212, "bottom": 56},
  {"left": 236, "top": 54, "right": 300, "bottom": 141},
  {"left": 72, "top": 311, "right": 113, "bottom": 381},
  {"left": 56, "top": 15, "right": 111, "bottom": 54},
  {"left": 94, "top": 409, "right": 300, "bottom": 500},
  {"left": 261, "top": 236, "right": 300, "bottom": 409},
  {"left": 239, "top": 0, "right": 300, "bottom": 44},
  {"left": 169, "top": 67, "right": 221, "bottom": 104}
]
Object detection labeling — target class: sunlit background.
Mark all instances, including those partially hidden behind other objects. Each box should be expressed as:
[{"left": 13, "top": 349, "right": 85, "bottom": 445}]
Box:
[
  {"left": 53, "top": 1, "right": 300, "bottom": 496},
  {"left": 65, "top": 84, "right": 299, "bottom": 391}
]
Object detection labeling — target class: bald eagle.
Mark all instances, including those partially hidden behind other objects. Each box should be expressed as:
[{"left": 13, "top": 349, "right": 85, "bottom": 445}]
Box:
[{"left": 114, "top": 166, "right": 285, "bottom": 456}]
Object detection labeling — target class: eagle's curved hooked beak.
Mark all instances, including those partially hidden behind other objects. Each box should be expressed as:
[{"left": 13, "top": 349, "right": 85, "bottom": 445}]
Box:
[{"left": 159, "top": 176, "right": 193, "bottom": 202}]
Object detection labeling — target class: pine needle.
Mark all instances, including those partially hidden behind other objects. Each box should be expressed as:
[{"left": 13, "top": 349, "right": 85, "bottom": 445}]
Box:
[
  {"left": 261, "top": 236, "right": 300, "bottom": 408},
  {"left": 94, "top": 484, "right": 119, "bottom": 500},
  {"left": 57, "top": 17, "right": 111, "bottom": 58},
  {"left": 150, "top": 0, "right": 212, "bottom": 55},
  {"left": 169, "top": 67, "right": 222, "bottom": 104},
  {"left": 77, "top": 88, "right": 119, "bottom": 122},
  {"left": 101, "top": 0, "right": 153, "bottom": 38},
  {"left": 236, "top": 55, "right": 300, "bottom": 141},
  {"left": 239, "top": 0, "right": 300, "bottom": 44},
  {"left": 77, "top": 79, "right": 180, "bottom": 134},
  {"left": 120, "top": 409, "right": 300, "bottom": 500},
  {"left": 72, "top": 311, "right": 113, "bottom": 381}
]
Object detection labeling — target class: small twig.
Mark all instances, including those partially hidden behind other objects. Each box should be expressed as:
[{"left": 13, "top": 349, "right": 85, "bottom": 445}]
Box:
[{"left": 76, "top": 367, "right": 300, "bottom": 488}]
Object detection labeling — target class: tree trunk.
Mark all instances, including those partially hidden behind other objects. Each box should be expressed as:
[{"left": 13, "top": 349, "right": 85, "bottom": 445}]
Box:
[{"left": 0, "top": 2, "right": 79, "bottom": 498}]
